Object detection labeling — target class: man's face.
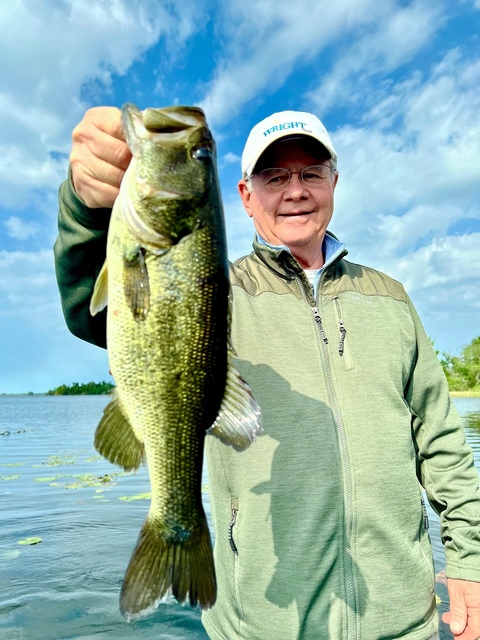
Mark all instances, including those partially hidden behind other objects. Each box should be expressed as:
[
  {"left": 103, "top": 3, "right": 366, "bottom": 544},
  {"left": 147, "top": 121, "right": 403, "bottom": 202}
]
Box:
[{"left": 238, "top": 138, "right": 338, "bottom": 267}]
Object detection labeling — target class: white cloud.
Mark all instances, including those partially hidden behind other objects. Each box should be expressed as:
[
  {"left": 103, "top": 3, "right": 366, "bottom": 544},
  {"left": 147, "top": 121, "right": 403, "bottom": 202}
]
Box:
[
  {"left": 199, "top": 0, "right": 383, "bottom": 126},
  {"left": 0, "top": 249, "right": 60, "bottom": 327},
  {"left": 0, "top": 0, "right": 204, "bottom": 208},
  {"left": 4, "top": 216, "right": 40, "bottom": 240},
  {"left": 307, "top": 0, "right": 445, "bottom": 114},
  {"left": 221, "top": 152, "right": 241, "bottom": 167}
]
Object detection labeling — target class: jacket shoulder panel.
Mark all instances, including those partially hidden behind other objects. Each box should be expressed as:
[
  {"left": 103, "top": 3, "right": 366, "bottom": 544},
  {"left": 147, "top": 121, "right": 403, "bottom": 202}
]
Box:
[{"left": 330, "top": 259, "right": 408, "bottom": 303}]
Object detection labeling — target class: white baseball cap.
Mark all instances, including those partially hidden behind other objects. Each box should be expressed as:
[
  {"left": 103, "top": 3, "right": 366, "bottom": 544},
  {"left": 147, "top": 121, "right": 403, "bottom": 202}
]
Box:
[{"left": 241, "top": 110, "right": 337, "bottom": 178}]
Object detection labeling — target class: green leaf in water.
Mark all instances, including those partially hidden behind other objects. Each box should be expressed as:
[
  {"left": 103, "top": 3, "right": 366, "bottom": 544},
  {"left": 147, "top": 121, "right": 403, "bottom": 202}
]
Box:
[
  {"left": 0, "top": 475, "right": 21, "bottom": 481},
  {"left": 34, "top": 475, "right": 65, "bottom": 483},
  {"left": 18, "top": 537, "right": 42, "bottom": 545},
  {"left": 119, "top": 492, "right": 151, "bottom": 501}
]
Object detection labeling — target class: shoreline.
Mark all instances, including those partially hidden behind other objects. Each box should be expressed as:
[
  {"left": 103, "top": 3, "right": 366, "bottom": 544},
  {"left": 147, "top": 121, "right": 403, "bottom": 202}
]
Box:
[{"left": 450, "top": 391, "right": 480, "bottom": 398}]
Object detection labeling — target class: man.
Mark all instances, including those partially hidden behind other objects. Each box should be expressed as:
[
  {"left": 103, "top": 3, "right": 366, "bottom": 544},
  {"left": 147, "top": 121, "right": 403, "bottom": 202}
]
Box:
[{"left": 54, "top": 107, "right": 480, "bottom": 640}]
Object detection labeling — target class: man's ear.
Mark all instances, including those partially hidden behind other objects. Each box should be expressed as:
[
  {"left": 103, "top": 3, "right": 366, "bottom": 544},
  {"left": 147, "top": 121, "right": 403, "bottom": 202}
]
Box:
[{"left": 238, "top": 180, "right": 254, "bottom": 218}]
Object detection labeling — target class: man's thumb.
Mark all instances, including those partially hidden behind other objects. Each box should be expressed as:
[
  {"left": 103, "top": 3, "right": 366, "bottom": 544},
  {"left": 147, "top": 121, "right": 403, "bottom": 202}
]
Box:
[{"left": 448, "top": 600, "right": 468, "bottom": 634}]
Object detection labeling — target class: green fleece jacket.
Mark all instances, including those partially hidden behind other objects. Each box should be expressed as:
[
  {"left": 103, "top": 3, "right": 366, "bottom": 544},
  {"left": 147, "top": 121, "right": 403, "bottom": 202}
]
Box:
[{"left": 54, "top": 178, "right": 480, "bottom": 640}]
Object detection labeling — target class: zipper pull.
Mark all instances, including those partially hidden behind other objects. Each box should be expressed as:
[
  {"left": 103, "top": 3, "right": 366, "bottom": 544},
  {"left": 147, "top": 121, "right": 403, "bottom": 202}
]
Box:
[
  {"left": 420, "top": 497, "right": 429, "bottom": 531},
  {"left": 229, "top": 498, "right": 239, "bottom": 555},
  {"left": 312, "top": 307, "right": 328, "bottom": 344},
  {"left": 333, "top": 296, "right": 347, "bottom": 356},
  {"left": 339, "top": 320, "right": 346, "bottom": 356}
]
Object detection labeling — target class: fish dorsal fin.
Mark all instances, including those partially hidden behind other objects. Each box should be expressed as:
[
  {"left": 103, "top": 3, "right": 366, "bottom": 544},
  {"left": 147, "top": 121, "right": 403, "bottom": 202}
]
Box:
[
  {"left": 89, "top": 260, "right": 109, "bottom": 316},
  {"left": 94, "top": 389, "right": 145, "bottom": 471},
  {"left": 207, "top": 351, "right": 262, "bottom": 451}
]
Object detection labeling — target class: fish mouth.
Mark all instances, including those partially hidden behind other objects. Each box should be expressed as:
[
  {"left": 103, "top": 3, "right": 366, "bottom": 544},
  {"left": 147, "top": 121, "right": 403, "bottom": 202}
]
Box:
[{"left": 123, "top": 103, "right": 208, "bottom": 148}]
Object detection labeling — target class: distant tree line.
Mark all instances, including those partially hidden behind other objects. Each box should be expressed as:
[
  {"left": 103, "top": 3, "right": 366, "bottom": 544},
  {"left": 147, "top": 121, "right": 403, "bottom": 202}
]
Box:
[
  {"left": 46, "top": 381, "right": 115, "bottom": 395},
  {"left": 439, "top": 336, "right": 480, "bottom": 392}
]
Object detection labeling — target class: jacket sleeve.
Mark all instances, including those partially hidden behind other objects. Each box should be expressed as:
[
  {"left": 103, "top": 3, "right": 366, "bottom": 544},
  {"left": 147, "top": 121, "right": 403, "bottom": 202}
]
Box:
[
  {"left": 53, "top": 174, "right": 111, "bottom": 348},
  {"left": 405, "top": 295, "right": 480, "bottom": 582}
]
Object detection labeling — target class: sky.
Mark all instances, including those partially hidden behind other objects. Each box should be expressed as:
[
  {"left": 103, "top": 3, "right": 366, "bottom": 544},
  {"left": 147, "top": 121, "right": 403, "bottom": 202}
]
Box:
[{"left": 0, "top": 0, "right": 479, "bottom": 394}]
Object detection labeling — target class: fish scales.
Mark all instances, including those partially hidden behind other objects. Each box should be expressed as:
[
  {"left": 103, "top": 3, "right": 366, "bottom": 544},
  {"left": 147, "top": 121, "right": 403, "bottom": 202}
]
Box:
[{"left": 89, "top": 103, "right": 261, "bottom": 621}]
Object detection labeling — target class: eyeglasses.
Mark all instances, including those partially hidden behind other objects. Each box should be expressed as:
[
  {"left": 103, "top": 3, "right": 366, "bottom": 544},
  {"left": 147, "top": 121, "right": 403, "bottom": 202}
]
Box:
[{"left": 249, "top": 164, "right": 335, "bottom": 190}]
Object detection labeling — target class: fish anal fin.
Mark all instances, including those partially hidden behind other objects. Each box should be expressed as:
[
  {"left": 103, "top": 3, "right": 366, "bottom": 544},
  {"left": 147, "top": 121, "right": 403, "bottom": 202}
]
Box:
[
  {"left": 94, "top": 390, "right": 145, "bottom": 472},
  {"left": 123, "top": 246, "right": 150, "bottom": 322},
  {"left": 120, "top": 515, "right": 216, "bottom": 620},
  {"left": 207, "top": 351, "right": 262, "bottom": 451},
  {"left": 90, "top": 260, "right": 109, "bottom": 316}
]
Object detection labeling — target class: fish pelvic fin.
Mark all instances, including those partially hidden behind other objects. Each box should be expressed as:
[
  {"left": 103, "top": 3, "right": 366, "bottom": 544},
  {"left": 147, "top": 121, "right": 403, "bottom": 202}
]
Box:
[
  {"left": 94, "top": 390, "right": 145, "bottom": 472},
  {"left": 120, "top": 515, "right": 216, "bottom": 620},
  {"left": 207, "top": 350, "right": 262, "bottom": 451},
  {"left": 89, "top": 260, "right": 109, "bottom": 316},
  {"left": 123, "top": 245, "right": 151, "bottom": 322}
]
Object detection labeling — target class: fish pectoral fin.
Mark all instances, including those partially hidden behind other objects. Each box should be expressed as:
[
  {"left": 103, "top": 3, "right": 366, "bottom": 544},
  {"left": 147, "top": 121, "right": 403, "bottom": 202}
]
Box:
[
  {"left": 207, "top": 351, "right": 262, "bottom": 451},
  {"left": 120, "top": 515, "right": 216, "bottom": 620},
  {"left": 123, "top": 246, "right": 150, "bottom": 322},
  {"left": 94, "top": 390, "right": 145, "bottom": 472},
  {"left": 89, "top": 260, "right": 109, "bottom": 316}
]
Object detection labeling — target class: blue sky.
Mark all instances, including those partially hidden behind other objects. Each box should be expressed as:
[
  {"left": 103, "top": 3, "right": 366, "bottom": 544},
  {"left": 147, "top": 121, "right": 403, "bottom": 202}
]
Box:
[{"left": 1, "top": 0, "right": 479, "bottom": 393}]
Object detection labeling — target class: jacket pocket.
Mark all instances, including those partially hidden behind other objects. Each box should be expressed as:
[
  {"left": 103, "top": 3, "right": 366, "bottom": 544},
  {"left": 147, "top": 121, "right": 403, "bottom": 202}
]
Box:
[
  {"left": 332, "top": 296, "right": 353, "bottom": 370},
  {"left": 229, "top": 496, "right": 246, "bottom": 621}
]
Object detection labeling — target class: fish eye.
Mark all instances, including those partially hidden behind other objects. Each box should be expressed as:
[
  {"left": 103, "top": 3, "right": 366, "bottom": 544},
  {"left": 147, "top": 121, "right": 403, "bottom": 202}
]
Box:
[{"left": 192, "top": 146, "right": 212, "bottom": 162}]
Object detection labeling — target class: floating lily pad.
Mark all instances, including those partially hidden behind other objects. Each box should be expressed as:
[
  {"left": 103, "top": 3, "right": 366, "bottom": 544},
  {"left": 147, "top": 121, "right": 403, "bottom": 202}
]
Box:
[
  {"left": 34, "top": 475, "right": 65, "bottom": 483},
  {"left": 0, "top": 475, "right": 21, "bottom": 481},
  {"left": 119, "top": 492, "right": 151, "bottom": 501},
  {"left": 33, "top": 455, "right": 76, "bottom": 468},
  {"left": 18, "top": 537, "right": 42, "bottom": 545},
  {"left": 3, "top": 462, "right": 25, "bottom": 468},
  {"left": 65, "top": 473, "right": 120, "bottom": 489}
]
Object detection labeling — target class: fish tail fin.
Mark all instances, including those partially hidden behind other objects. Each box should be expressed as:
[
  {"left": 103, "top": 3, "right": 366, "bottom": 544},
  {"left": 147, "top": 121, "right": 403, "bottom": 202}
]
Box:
[
  {"left": 120, "top": 514, "right": 216, "bottom": 620},
  {"left": 207, "top": 349, "right": 262, "bottom": 451},
  {"left": 94, "top": 389, "right": 145, "bottom": 472}
]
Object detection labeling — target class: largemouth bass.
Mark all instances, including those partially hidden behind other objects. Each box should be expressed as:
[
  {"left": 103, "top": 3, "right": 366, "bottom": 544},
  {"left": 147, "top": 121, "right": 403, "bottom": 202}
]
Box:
[{"left": 89, "top": 104, "right": 261, "bottom": 621}]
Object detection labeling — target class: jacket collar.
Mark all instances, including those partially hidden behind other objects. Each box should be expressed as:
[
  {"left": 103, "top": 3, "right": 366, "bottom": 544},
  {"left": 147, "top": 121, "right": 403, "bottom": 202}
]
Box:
[{"left": 252, "top": 231, "right": 348, "bottom": 280}]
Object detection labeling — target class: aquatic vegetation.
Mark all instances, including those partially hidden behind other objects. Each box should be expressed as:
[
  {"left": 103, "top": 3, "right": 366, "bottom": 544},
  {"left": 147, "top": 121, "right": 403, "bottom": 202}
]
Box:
[
  {"left": 18, "top": 537, "right": 42, "bottom": 545},
  {"left": 0, "top": 475, "right": 21, "bottom": 481},
  {"left": 65, "top": 473, "right": 122, "bottom": 489},
  {"left": 118, "top": 492, "right": 151, "bottom": 501},
  {"left": 85, "top": 455, "right": 102, "bottom": 462},
  {"left": 34, "top": 475, "right": 66, "bottom": 483}
]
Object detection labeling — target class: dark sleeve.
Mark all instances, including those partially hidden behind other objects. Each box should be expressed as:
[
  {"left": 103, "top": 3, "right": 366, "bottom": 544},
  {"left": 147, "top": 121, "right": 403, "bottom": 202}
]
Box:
[{"left": 53, "top": 173, "right": 112, "bottom": 348}]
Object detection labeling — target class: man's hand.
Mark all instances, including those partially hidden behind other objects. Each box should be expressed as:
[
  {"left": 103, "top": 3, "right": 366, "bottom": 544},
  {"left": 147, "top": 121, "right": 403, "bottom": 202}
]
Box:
[
  {"left": 70, "top": 107, "right": 132, "bottom": 209},
  {"left": 442, "top": 578, "right": 480, "bottom": 640}
]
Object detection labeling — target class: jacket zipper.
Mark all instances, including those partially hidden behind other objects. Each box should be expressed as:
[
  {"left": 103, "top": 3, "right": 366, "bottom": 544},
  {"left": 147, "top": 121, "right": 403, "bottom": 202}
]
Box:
[
  {"left": 229, "top": 497, "right": 239, "bottom": 554},
  {"left": 312, "top": 306, "right": 328, "bottom": 344},
  {"left": 296, "top": 272, "right": 357, "bottom": 638}
]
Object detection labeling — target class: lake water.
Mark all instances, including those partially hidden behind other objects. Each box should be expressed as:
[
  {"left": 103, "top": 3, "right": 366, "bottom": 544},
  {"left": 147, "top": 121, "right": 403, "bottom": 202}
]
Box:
[{"left": 1, "top": 395, "right": 479, "bottom": 640}]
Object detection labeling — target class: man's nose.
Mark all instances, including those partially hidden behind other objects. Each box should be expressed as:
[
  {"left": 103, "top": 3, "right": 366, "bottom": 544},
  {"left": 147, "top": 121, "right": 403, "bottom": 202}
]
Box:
[{"left": 283, "top": 173, "right": 309, "bottom": 199}]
